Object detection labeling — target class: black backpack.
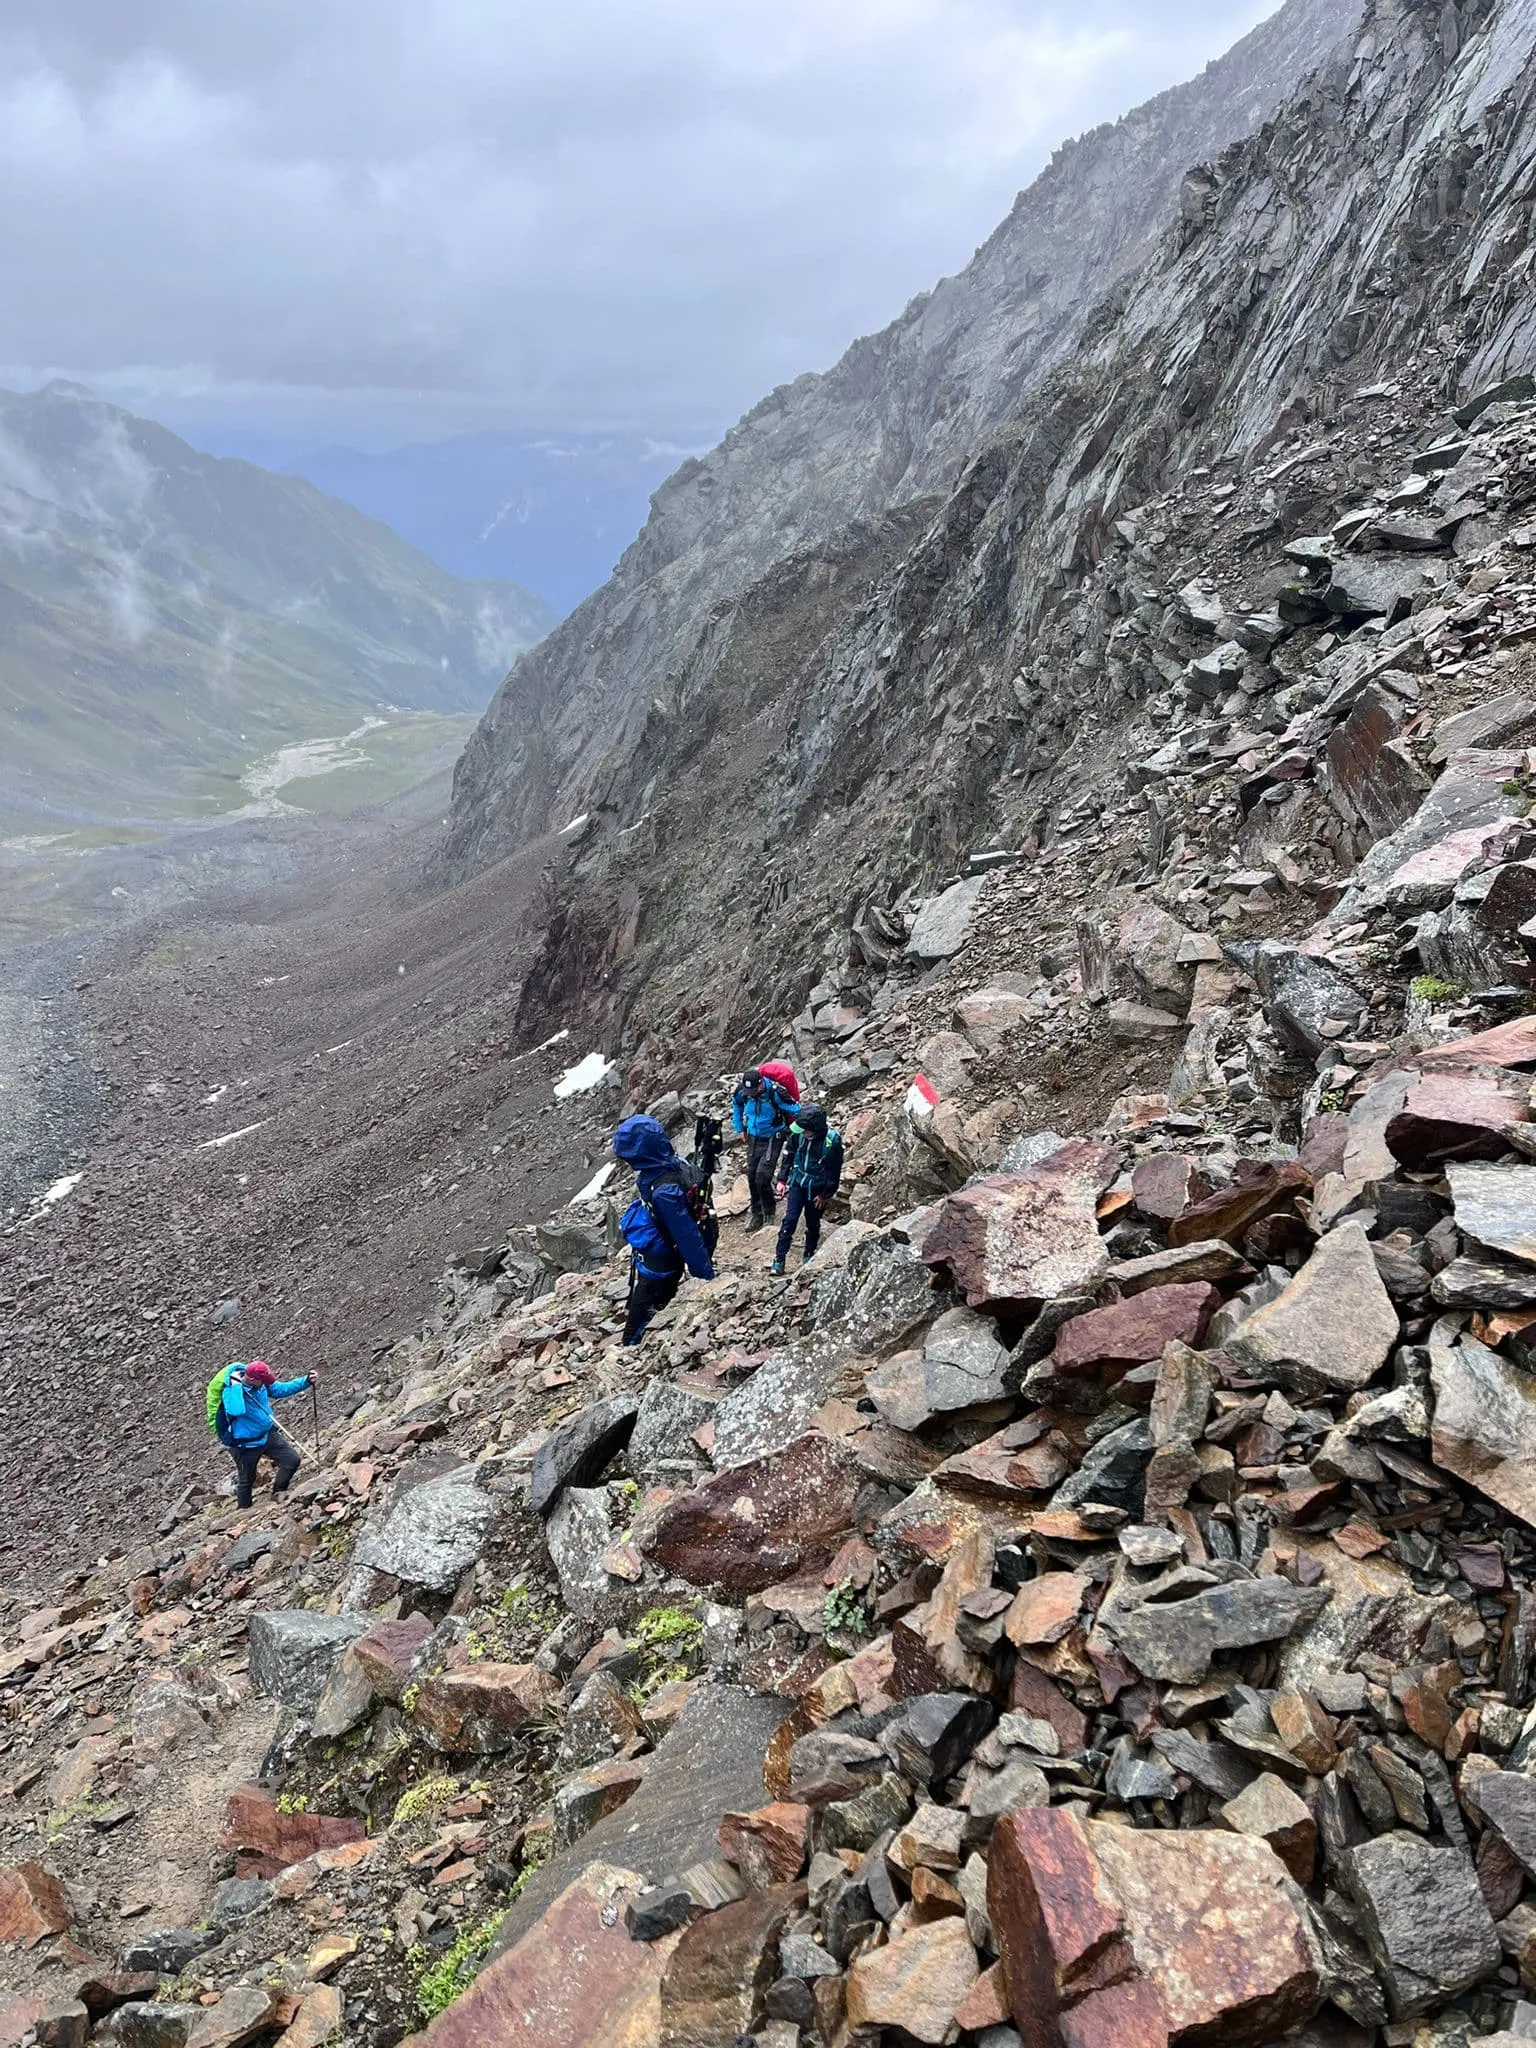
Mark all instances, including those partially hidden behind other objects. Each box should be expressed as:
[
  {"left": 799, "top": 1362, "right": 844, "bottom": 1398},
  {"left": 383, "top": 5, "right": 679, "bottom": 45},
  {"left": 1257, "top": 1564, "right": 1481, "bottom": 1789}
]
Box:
[
  {"left": 692, "top": 1114, "right": 724, "bottom": 1180},
  {"left": 648, "top": 1156, "right": 720, "bottom": 1259}
]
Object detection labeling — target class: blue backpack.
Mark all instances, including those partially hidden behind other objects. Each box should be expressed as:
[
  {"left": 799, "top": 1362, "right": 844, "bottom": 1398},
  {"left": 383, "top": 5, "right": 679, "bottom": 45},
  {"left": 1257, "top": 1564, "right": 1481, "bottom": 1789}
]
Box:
[{"left": 620, "top": 1161, "right": 719, "bottom": 1270}]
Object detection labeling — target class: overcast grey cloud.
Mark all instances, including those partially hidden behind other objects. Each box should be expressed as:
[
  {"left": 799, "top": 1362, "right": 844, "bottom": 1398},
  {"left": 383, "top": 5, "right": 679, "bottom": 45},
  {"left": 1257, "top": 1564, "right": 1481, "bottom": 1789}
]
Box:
[{"left": 0, "top": 1, "right": 1278, "bottom": 446}]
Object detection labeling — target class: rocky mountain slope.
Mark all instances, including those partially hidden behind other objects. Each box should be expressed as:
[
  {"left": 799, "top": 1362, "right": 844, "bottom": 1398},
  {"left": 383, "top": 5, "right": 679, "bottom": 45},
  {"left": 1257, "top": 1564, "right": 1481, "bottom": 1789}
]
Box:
[
  {"left": 439, "top": 0, "right": 1360, "bottom": 877},
  {"left": 0, "top": 385, "right": 555, "bottom": 833},
  {"left": 22, "top": 6, "right": 1536, "bottom": 2047}
]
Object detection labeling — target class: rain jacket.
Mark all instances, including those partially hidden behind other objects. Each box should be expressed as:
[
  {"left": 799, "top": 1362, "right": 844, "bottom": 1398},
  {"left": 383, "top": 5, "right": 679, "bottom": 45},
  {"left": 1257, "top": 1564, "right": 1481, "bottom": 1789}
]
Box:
[
  {"left": 731, "top": 1073, "right": 796, "bottom": 1140},
  {"left": 613, "top": 1116, "right": 716, "bottom": 1281},
  {"left": 779, "top": 1119, "right": 844, "bottom": 1198},
  {"left": 221, "top": 1371, "right": 311, "bottom": 1447}
]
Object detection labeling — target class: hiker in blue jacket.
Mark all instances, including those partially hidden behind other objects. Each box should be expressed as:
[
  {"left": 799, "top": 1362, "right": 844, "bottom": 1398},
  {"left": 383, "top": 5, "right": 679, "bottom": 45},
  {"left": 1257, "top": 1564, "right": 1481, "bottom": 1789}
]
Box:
[
  {"left": 731, "top": 1068, "right": 796, "bottom": 1233},
  {"left": 613, "top": 1116, "right": 717, "bottom": 1345},
  {"left": 220, "top": 1359, "right": 315, "bottom": 1508},
  {"left": 772, "top": 1104, "right": 844, "bottom": 1274}
]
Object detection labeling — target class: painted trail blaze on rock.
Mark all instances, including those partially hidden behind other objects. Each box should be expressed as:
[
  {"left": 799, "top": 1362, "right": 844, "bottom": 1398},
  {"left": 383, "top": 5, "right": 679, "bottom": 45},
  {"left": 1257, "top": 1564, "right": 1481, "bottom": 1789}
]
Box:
[{"left": 988, "top": 1806, "right": 1318, "bottom": 2046}]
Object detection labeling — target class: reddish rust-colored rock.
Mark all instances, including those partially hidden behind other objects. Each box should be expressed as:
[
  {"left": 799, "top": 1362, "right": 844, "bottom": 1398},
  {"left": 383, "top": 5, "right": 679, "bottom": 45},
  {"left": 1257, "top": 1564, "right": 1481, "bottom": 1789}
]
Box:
[
  {"left": 954, "top": 1961, "right": 1012, "bottom": 2031},
  {"left": 1422, "top": 1015, "right": 1536, "bottom": 1069},
  {"left": 1010, "top": 1659, "right": 1090, "bottom": 1755},
  {"left": 1167, "top": 1160, "right": 1310, "bottom": 1249},
  {"left": 0, "top": 1862, "right": 72, "bottom": 1946},
  {"left": 350, "top": 1613, "right": 433, "bottom": 1701},
  {"left": 418, "top": 1861, "right": 680, "bottom": 2047},
  {"left": 76, "top": 1974, "right": 161, "bottom": 2021},
  {"left": 989, "top": 1806, "right": 1318, "bottom": 2048},
  {"left": 640, "top": 1432, "right": 865, "bottom": 1594},
  {"left": 1005, "top": 1573, "right": 1087, "bottom": 1648},
  {"left": 717, "top": 1803, "right": 811, "bottom": 1889},
  {"left": 1385, "top": 1067, "right": 1529, "bottom": 1167},
  {"left": 410, "top": 1663, "right": 560, "bottom": 1755},
  {"left": 922, "top": 1142, "right": 1119, "bottom": 1312},
  {"left": 659, "top": 1883, "right": 804, "bottom": 2045},
  {"left": 1050, "top": 1285, "right": 1219, "bottom": 1382},
  {"left": 222, "top": 1788, "right": 365, "bottom": 1879},
  {"left": 845, "top": 1916, "right": 980, "bottom": 2044}
]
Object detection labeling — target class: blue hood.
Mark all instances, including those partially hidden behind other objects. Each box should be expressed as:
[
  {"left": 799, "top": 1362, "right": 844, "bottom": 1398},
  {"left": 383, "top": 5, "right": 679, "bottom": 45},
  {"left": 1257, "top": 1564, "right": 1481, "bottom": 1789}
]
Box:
[{"left": 613, "top": 1115, "right": 677, "bottom": 1170}]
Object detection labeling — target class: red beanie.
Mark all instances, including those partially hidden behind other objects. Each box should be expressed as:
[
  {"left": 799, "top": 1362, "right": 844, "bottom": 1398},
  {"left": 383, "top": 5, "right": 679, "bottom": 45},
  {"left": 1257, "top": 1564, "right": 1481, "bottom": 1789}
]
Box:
[{"left": 244, "top": 1360, "right": 275, "bottom": 1386}]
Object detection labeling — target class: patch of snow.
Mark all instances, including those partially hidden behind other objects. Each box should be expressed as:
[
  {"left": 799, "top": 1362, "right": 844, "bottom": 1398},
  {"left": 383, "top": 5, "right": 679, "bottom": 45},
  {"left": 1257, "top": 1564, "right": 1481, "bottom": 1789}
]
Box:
[
  {"left": 553, "top": 1052, "right": 618, "bottom": 1100},
  {"left": 203, "top": 1084, "right": 228, "bottom": 1105},
  {"left": 197, "top": 1120, "right": 268, "bottom": 1151},
  {"left": 568, "top": 1162, "right": 616, "bottom": 1206},
  {"left": 33, "top": 1171, "right": 82, "bottom": 1212}
]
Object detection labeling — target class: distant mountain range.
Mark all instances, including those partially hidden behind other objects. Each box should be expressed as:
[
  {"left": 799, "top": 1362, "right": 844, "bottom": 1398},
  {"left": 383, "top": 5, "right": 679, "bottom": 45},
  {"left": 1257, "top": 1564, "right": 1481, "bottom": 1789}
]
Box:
[
  {"left": 282, "top": 431, "right": 698, "bottom": 615},
  {"left": 0, "top": 384, "right": 557, "bottom": 832}
]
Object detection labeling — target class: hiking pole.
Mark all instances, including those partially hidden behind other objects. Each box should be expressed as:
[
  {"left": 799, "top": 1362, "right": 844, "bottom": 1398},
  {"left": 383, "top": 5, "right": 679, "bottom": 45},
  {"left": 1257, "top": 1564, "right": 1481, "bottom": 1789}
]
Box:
[{"left": 309, "top": 1381, "right": 321, "bottom": 1458}]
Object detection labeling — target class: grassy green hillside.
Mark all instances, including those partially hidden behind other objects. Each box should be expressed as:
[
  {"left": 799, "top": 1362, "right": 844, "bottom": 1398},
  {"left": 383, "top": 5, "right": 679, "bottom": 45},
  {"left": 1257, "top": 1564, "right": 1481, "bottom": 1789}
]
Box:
[{"left": 0, "top": 382, "right": 557, "bottom": 834}]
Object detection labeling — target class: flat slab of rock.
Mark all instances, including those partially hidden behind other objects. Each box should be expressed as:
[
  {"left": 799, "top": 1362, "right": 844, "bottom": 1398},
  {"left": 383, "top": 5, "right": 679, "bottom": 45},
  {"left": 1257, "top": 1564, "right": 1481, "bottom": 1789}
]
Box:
[
  {"left": 1386, "top": 1067, "right": 1529, "bottom": 1167},
  {"left": 988, "top": 1805, "right": 1318, "bottom": 2046},
  {"left": 639, "top": 1431, "right": 865, "bottom": 1593},
  {"left": 845, "top": 1917, "right": 979, "bottom": 2044},
  {"left": 247, "top": 1612, "right": 368, "bottom": 1715},
  {"left": 490, "top": 1685, "right": 789, "bottom": 1955},
  {"left": 1430, "top": 1321, "right": 1536, "bottom": 1528},
  {"left": 922, "top": 1141, "right": 1118, "bottom": 1313},
  {"left": 1447, "top": 1160, "right": 1536, "bottom": 1266},
  {"left": 416, "top": 1861, "right": 680, "bottom": 2048},
  {"left": 1224, "top": 1221, "right": 1397, "bottom": 1396},
  {"left": 1167, "top": 1160, "right": 1309, "bottom": 1249},
  {"left": 1103, "top": 1575, "right": 1330, "bottom": 1684},
  {"left": 908, "top": 877, "right": 985, "bottom": 962},
  {"left": 530, "top": 1395, "right": 639, "bottom": 1515},
  {"left": 353, "top": 1469, "right": 495, "bottom": 1592},
  {"left": 1108, "top": 1240, "right": 1247, "bottom": 1296},
  {"left": 1050, "top": 1283, "right": 1218, "bottom": 1383},
  {"left": 1341, "top": 1830, "right": 1499, "bottom": 2018},
  {"left": 221, "top": 1789, "right": 363, "bottom": 1881}
]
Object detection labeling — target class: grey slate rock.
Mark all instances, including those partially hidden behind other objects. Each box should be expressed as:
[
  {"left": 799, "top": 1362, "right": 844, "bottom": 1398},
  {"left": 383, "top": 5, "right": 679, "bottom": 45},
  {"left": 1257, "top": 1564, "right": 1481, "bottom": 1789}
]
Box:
[
  {"left": 1470, "top": 1770, "right": 1536, "bottom": 1878},
  {"left": 1341, "top": 1829, "right": 1500, "bottom": 2017},
  {"left": 353, "top": 1468, "right": 496, "bottom": 1592},
  {"left": 625, "top": 1882, "right": 695, "bottom": 1942},
  {"left": 119, "top": 1928, "right": 220, "bottom": 1972},
  {"left": 207, "top": 1876, "right": 274, "bottom": 1930},
  {"left": 101, "top": 2007, "right": 203, "bottom": 2048},
  {"left": 907, "top": 877, "right": 985, "bottom": 962},
  {"left": 247, "top": 1610, "right": 368, "bottom": 1714},
  {"left": 529, "top": 1394, "right": 639, "bottom": 1514},
  {"left": 1103, "top": 1574, "right": 1330, "bottom": 1684},
  {"left": 629, "top": 1376, "right": 718, "bottom": 1483},
  {"left": 1251, "top": 940, "right": 1365, "bottom": 1058},
  {"left": 1049, "top": 1417, "right": 1152, "bottom": 1514},
  {"left": 882, "top": 1692, "right": 994, "bottom": 1787}
]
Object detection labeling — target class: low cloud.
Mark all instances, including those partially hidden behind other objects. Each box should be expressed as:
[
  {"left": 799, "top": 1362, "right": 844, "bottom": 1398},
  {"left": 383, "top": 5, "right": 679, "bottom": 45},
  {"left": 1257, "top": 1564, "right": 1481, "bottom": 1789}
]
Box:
[{"left": 0, "top": 1, "right": 1277, "bottom": 445}]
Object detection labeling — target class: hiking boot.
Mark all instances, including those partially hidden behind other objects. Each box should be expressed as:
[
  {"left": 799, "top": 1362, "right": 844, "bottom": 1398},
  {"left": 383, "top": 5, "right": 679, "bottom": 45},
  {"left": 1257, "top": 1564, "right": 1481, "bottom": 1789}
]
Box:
[
  {"left": 745, "top": 1214, "right": 764, "bottom": 1234},
  {"left": 771, "top": 1259, "right": 786, "bottom": 1276},
  {"left": 802, "top": 1249, "right": 817, "bottom": 1266}
]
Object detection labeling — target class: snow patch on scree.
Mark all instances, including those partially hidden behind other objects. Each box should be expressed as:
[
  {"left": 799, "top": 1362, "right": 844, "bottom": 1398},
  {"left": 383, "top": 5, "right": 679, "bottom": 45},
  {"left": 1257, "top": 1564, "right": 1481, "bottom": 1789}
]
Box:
[{"left": 554, "top": 1053, "right": 617, "bottom": 1100}]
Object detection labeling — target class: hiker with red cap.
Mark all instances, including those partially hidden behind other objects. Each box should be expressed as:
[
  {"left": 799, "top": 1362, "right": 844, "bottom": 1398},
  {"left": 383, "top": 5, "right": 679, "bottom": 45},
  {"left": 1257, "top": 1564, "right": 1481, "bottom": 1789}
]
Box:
[
  {"left": 216, "top": 1359, "right": 315, "bottom": 1508},
  {"left": 731, "top": 1060, "right": 800, "bottom": 1234}
]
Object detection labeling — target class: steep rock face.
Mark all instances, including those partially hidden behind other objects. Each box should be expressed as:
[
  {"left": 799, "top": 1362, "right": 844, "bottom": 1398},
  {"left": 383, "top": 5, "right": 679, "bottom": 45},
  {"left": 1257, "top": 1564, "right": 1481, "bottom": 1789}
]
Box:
[
  {"left": 441, "top": 0, "right": 1360, "bottom": 874},
  {"left": 439, "top": 0, "right": 1536, "bottom": 1107}
]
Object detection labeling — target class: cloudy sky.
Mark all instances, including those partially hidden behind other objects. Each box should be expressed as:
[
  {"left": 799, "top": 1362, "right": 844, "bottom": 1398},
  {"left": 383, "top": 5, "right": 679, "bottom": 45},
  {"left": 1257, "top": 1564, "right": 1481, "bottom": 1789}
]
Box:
[{"left": 0, "top": 1, "right": 1279, "bottom": 452}]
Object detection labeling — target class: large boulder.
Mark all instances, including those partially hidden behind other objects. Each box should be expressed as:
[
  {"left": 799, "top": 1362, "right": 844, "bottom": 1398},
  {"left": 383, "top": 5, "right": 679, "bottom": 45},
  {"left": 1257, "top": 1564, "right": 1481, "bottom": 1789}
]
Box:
[
  {"left": 1224, "top": 1221, "right": 1398, "bottom": 1397},
  {"left": 639, "top": 1432, "right": 865, "bottom": 1594},
  {"left": 907, "top": 878, "right": 985, "bottom": 962},
  {"left": 352, "top": 1468, "right": 495, "bottom": 1593},
  {"left": 410, "top": 1664, "right": 561, "bottom": 1754},
  {"left": 988, "top": 1806, "right": 1318, "bottom": 2046},
  {"left": 1446, "top": 1160, "right": 1536, "bottom": 1266},
  {"left": 922, "top": 1141, "right": 1117, "bottom": 1314},
  {"left": 1430, "top": 1318, "right": 1536, "bottom": 1528},
  {"left": 866, "top": 1309, "right": 1012, "bottom": 1431},
  {"left": 247, "top": 1612, "right": 368, "bottom": 1715},
  {"left": 1340, "top": 1831, "right": 1499, "bottom": 2018}
]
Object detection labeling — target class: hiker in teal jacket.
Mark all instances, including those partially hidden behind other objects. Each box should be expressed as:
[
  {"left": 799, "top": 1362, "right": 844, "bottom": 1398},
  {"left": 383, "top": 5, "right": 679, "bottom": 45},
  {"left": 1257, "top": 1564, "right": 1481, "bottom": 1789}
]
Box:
[
  {"left": 772, "top": 1105, "right": 843, "bottom": 1273},
  {"left": 220, "top": 1359, "right": 314, "bottom": 1508}
]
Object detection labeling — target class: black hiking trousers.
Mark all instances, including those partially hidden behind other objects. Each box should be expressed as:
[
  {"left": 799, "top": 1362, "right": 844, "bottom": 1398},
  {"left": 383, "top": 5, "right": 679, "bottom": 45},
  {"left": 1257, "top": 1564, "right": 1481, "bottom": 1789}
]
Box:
[
  {"left": 230, "top": 1428, "right": 301, "bottom": 1509},
  {"left": 746, "top": 1135, "right": 779, "bottom": 1223},
  {"left": 623, "top": 1267, "right": 681, "bottom": 1346}
]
